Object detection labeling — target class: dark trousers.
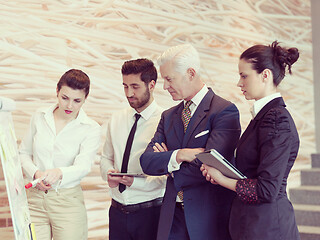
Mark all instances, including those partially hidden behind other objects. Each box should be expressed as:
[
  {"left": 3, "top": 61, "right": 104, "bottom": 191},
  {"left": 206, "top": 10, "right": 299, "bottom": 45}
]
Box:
[
  {"left": 109, "top": 205, "right": 161, "bottom": 240},
  {"left": 168, "top": 205, "right": 190, "bottom": 240}
]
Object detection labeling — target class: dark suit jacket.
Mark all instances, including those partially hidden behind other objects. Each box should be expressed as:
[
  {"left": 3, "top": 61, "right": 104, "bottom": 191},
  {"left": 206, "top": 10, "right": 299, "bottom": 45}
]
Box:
[
  {"left": 140, "top": 88, "right": 241, "bottom": 240},
  {"left": 230, "top": 97, "right": 300, "bottom": 240}
]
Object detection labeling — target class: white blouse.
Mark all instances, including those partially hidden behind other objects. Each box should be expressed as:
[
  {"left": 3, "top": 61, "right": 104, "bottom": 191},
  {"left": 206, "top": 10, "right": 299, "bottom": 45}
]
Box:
[{"left": 19, "top": 104, "right": 101, "bottom": 189}]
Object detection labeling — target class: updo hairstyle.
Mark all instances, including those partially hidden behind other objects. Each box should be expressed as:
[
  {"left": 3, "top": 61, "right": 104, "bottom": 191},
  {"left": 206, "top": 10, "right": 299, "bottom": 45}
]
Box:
[{"left": 240, "top": 41, "right": 299, "bottom": 86}]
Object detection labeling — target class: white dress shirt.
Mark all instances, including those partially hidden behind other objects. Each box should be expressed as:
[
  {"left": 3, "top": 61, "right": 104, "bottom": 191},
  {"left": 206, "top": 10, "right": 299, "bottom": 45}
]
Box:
[
  {"left": 19, "top": 104, "right": 101, "bottom": 189},
  {"left": 100, "top": 100, "right": 166, "bottom": 205},
  {"left": 251, "top": 92, "right": 282, "bottom": 118},
  {"left": 168, "top": 84, "right": 209, "bottom": 172}
]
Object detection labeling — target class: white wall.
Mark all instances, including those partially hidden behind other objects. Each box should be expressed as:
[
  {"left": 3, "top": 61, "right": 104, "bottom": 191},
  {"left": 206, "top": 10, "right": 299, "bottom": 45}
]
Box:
[
  {"left": 0, "top": 0, "right": 314, "bottom": 161},
  {"left": 311, "top": 0, "right": 320, "bottom": 153}
]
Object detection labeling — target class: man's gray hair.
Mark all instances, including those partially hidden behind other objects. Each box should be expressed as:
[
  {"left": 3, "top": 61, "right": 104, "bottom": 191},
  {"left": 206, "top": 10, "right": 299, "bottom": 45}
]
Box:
[{"left": 157, "top": 44, "right": 201, "bottom": 74}]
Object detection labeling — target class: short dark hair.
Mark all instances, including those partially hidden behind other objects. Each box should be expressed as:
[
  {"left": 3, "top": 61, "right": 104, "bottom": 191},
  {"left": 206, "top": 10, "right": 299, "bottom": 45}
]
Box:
[
  {"left": 240, "top": 41, "right": 299, "bottom": 86},
  {"left": 57, "top": 69, "right": 90, "bottom": 97},
  {"left": 121, "top": 58, "right": 157, "bottom": 84}
]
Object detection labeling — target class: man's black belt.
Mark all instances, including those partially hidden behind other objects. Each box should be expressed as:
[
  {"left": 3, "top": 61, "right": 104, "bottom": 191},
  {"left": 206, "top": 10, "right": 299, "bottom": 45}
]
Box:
[{"left": 111, "top": 197, "right": 163, "bottom": 214}]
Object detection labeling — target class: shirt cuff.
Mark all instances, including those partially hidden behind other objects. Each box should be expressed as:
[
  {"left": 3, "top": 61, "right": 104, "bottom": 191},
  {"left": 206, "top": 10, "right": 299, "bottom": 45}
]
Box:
[
  {"left": 236, "top": 178, "right": 260, "bottom": 204},
  {"left": 101, "top": 166, "right": 115, "bottom": 181},
  {"left": 59, "top": 166, "right": 87, "bottom": 188},
  {"left": 168, "top": 150, "right": 182, "bottom": 173},
  {"left": 24, "top": 164, "right": 39, "bottom": 180}
]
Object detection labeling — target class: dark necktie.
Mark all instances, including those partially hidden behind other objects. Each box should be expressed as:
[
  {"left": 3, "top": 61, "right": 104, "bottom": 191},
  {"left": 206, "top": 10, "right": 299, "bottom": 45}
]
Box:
[
  {"left": 119, "top": 113, "right": 141, "bottom": 193},
  {"left": 177, "top": 100, "right": 193, "bottom": 201}
]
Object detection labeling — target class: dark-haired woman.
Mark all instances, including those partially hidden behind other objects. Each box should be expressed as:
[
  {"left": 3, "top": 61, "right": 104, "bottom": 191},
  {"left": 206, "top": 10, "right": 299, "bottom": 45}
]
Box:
[
  {"left": 20, "top": 69, "right": 101, "bottom": 240},
  {"left": 201, "top": 41, "right": 300, "bottom": 240}
]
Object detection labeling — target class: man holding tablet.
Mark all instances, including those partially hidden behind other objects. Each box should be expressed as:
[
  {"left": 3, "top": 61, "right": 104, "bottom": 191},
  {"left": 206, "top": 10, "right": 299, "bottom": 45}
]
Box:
[{"left": 100, "top": 59, "right": 166, "bottom": 240}]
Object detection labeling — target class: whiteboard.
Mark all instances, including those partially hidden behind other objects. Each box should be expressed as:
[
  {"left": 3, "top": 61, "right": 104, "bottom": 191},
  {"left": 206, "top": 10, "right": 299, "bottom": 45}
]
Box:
[{"left": 0, "top": 111, "right": 33, "bottom": 240}]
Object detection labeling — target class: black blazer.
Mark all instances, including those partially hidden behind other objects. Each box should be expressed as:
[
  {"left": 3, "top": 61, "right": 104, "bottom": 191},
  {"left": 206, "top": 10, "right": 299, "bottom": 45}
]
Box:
[
  {"left": 230, "top": 97, "right": 300, "bottom": 240},
  {"left": 141, "top": 89, "right": 241, "bottom": 240}
]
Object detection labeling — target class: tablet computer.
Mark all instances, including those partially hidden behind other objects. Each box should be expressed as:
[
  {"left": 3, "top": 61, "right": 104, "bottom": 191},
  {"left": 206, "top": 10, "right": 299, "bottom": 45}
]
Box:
[
  {"left": 107, "top": 172, "right": 147, "bottom": 178},
  {"left": 196, "top": 149, "right": 246, "bottom": 180}
]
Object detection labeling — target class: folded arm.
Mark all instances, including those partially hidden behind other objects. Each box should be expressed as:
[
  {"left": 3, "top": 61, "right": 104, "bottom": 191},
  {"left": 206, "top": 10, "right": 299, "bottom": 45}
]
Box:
[{"left": 173, "top": 104, "right": 241, "bottom": 189}]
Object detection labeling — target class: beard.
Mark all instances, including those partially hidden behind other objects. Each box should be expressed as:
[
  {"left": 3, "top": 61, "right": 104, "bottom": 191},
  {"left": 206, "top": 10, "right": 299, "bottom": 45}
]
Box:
[{"left": 127, "top": 88, "right": 151, "bottom": 110}]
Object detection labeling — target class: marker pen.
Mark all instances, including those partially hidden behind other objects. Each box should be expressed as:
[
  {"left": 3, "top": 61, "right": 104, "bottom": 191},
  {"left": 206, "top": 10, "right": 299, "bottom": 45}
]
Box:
[{"left": 25, "top": 177, "right": 45, "bottom": 189}]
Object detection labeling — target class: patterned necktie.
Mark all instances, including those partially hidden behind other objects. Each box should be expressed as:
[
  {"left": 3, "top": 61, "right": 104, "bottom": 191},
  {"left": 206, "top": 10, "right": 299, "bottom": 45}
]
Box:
[
  {"left": 177, "top": 100, "right": 192, "bottom": 201},
  {"left": 181, "top": 100, "right": 192, "bottom": 133},
  {"left": 119, "top": 113, "right": 141, "bottom": 193}
]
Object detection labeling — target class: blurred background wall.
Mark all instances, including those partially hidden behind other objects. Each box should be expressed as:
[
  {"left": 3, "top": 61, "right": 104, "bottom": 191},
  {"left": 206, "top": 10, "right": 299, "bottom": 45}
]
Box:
[{"left": 0, "top": 1, "right": 313, "bottom": 239}]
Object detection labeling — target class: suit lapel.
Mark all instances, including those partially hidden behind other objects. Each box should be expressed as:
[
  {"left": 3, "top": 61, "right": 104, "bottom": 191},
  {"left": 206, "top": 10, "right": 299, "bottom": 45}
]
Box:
[
  {"left": 182, "top": 89, "right": 213, "bottom": 147},
  {"left": 236, "top": 119, "right": 257, "bottom": 150},
  {"left": 173, "top": 102, "right": 184, "bottom": 146}
]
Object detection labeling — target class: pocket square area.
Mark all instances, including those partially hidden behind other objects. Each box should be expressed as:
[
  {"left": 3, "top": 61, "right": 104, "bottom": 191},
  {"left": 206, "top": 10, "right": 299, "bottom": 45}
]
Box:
[{"left": 195, "top": 130, "right": 209, "bottom": 138}]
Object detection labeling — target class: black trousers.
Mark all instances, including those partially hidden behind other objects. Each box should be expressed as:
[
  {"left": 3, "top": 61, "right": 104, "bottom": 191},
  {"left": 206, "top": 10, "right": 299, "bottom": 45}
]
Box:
[{"left": 109, "top": 205, "right": 161, "bottom": 240}]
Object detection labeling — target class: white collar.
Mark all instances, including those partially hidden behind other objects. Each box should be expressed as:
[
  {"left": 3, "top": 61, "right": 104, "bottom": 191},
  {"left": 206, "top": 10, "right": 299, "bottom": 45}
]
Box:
[
  {"left": 251, "top": 92, "right": 281, "bottom": 118},
  {"left": 184, "top": 84, "right": 208, "bottom": 107},
  {"left": 42, "top": 104, "right": 91, "bottom": 125},
  {"left": 130, "top": 100, "right": 158, "bottom": 121}
]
